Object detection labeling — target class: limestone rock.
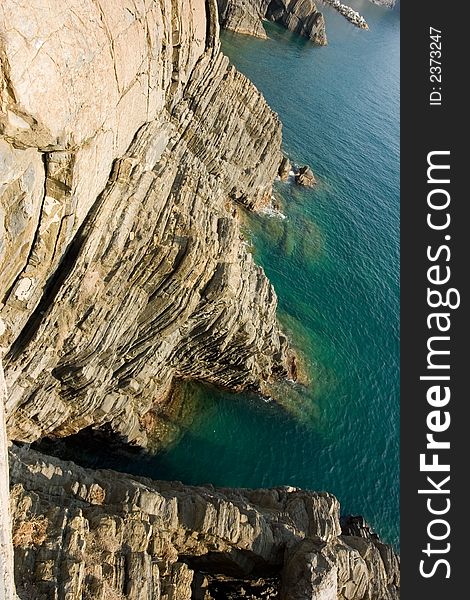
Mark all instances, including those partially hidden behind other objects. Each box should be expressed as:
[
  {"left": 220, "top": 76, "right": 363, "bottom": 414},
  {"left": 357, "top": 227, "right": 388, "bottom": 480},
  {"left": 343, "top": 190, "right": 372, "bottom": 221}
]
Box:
[
  {"left": 369, "top": 0, "right": 399, "bottom": 8},
  {"left": 217, "top": 0, "right": 327, "bottom": 45},
  {"left": 1, "top": 0, "right": 296, "bottom": 449},
  {"left": 217, "top": 0, "right": 268, "bottom": 38},
  {"left": 9, "top": 445, "right": 400, "bottom": 600},
  {"left": 278, "top": 156, "right": 291, "bottom": 181},
  {"left": 295, "top": 165, "right": 317, "bottom": 186}
]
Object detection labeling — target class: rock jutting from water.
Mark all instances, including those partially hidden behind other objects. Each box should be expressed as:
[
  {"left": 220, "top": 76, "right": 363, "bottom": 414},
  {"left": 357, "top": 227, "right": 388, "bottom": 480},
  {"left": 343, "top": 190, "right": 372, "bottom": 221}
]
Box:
[
  {"left": 9, "top": 445, "right": 400, "bottom": 600},
  {"left": 369, "top": 0, "right": 399, "bottom": 8},
  {"left": 278, "top": 156, "right": 292, "bottom": 181},
  {"left": 295, "top": 165, "right": 317, "bottom": 187},
  {"left": 217, "top": 0, "right": 328, "bottom": 44},
  {"left": 321, "top": 1, "right": 369, "bottom": 30}
]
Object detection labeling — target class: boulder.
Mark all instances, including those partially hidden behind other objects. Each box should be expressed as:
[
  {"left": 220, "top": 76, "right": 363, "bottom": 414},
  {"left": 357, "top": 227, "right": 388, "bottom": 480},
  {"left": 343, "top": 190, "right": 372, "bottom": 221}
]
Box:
[{"left": 295, "top": 165, "right": 317, "bottom": 186}]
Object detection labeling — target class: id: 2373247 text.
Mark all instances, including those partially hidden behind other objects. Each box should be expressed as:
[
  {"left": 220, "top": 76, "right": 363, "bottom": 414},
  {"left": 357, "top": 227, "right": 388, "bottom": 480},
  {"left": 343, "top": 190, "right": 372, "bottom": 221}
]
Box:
[{"left": 429, "top": 27, "right": 443, "bottom": 106}]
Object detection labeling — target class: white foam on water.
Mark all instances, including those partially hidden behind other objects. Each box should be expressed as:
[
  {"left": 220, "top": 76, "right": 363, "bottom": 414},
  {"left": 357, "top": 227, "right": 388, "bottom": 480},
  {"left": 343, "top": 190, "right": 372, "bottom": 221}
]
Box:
[{"left": 259, "top": 206, "right": 287, "bottom": 220}]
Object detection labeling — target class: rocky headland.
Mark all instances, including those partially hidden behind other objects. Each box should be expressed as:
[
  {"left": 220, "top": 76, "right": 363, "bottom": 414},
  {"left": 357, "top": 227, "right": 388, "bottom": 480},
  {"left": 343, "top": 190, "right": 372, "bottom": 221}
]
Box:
[
  {"left": 8, "top": 445, "right": 399, "bottom": 600},
  {"left": 217, "top": 0, "right": 328, "bottom": 44},
  {"left": 1, "top": 0, "right": 399, "bottom": 597},
  {"left": 1, "top": 0, "right": 296, "bottom": 450},
  {"left": 217, "top": 0, "right": 373, "bottom": 43}
]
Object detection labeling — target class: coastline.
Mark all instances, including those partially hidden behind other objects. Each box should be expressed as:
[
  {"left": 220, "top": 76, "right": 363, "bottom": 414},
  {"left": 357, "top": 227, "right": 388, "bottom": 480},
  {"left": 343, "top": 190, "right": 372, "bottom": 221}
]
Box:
[{"left": 1, "top": 0, "right": 400, "bottom": 596}]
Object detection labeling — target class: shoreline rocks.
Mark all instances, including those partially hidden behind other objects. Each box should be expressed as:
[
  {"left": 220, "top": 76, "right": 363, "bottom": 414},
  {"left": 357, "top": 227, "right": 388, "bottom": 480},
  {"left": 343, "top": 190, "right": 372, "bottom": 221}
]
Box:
[
  {"left": 0, "top": 3, "right": 400, "bottom": 597},
  {"left": 278, "top": 156, "right": 292, "bottom": 181},
  {"left": 1, "top": 0, "right": 296, "bottom": 449},
  {"left": 369, "top": 0, "right": 399, "bottom": 8},
  {"left": 0, "top": 360, "right": 18, "bottom": 600},
  {"left": 218, "top": 0, "right": 328, "bottom": 45},
  {"left": 9, "top": 445, "right": 400, "bottom": 599},
  {"left": 295, "top": 165, "right": 317, "bottom": 187},
  {"left": 217, "top": 0, "right": 369, "bottom": 45}
]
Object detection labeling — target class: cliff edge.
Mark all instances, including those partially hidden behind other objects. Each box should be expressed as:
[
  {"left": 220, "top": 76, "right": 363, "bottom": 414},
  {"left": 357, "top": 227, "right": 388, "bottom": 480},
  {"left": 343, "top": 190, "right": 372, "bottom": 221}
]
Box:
[
  {"left": 1, "top": 1, "right": 400, "bottom": 597},
  {"left": 1, "top": 0, "right": 295, "bottom": 449},
  {"left": 9, "top": 445, "right": 400, "bottom": 599}
]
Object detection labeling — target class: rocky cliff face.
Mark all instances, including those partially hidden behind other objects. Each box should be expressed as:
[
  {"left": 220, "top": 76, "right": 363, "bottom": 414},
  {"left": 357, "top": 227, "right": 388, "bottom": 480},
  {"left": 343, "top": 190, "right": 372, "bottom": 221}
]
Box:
[
  {"left": 1, "top": 0, "right": 295, "bottom": 449},
  {"left": 9, "top": 445, "right": 399, "bottom": 600},
  {"left": 217, "top": 0, "right": 327, "bottom": 44}
]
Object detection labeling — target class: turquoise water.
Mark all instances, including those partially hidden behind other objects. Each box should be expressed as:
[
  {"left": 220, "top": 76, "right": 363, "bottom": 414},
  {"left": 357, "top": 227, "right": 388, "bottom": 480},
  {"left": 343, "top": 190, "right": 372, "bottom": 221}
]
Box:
[{"left": 65, "top": 2, "right": 400, "bottom": 546}]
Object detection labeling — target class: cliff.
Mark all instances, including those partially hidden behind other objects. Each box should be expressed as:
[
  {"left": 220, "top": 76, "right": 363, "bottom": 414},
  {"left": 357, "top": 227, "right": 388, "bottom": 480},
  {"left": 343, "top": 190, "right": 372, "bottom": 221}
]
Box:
[
  {"left": 1, "top": 0, "right": 295, "bottom": 449},
  {"left": 9, "top": 445, "right": 399, "bottom": 599},
  {"left": 217, "top": 0, "right": 327, "bottom": 44}
]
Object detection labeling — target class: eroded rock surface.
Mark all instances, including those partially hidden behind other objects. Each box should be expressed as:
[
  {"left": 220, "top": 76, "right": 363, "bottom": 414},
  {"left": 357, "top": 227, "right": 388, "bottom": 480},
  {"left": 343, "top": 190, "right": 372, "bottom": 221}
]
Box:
[
  {"left": 295, "top": 165, "right": 317, "bottom": 187},
  {"left": 9, "top": 446, "right": 399, "bottom": 600},
  {"left": 217, "top": 0, "right": 327, "bottom": 44},
  {"left": 1, "top": 0, "right": 295, "bottom": 449},
  {"left": 1, "top": 2, "right": 400, "bottom": 598}
]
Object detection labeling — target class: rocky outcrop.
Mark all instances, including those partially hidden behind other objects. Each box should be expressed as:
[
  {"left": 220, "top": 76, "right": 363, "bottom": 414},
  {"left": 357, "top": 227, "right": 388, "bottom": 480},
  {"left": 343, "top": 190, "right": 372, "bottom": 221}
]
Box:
[
  {"left": 1, "top": 2, "right": 400, "bottom": 597},
  {"left": 278, "top": 157, "right": 291, "bottom": 181},
  {"left": 0, "top": 360, "right": 18, "bottom": 600},
  {"left": 1, "top": 0, "right": 296, "bottom": 449},
  {"left": 217, "top": 0, "right": 270, "bottom": 38},
  {"left": 321, "top": 1, "right": 368, "bottom": 30},
  {"left": 9, "top": 445, "right": 400, "bottom": 599},
  {"left": 217, "top": 0, "right": 327, "bottom": 44},
  {"left": 295, "top": 165, "right": 317, "bottom": 187}
]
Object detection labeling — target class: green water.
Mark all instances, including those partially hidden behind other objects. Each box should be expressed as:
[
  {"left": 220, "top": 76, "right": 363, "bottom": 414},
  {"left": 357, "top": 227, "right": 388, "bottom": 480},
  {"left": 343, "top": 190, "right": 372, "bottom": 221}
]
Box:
[{"left": 68, "top": 2, "right": 400, "bottom": 546}]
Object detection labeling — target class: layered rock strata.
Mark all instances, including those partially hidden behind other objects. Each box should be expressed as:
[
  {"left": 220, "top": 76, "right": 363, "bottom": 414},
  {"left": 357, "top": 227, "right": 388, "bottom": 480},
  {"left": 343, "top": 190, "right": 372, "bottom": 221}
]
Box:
[
  {"left": 9, "top": 445, "right": 400, "bottom": 600},
  {"left": 217, "top": 0, "right": 327, "bottom": 44},
  {"left": 1, "top": 0, "right": 295, "bottom": 449},
  {"left": 1, "top": 2, "right": 401, "bottom": 597}
]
